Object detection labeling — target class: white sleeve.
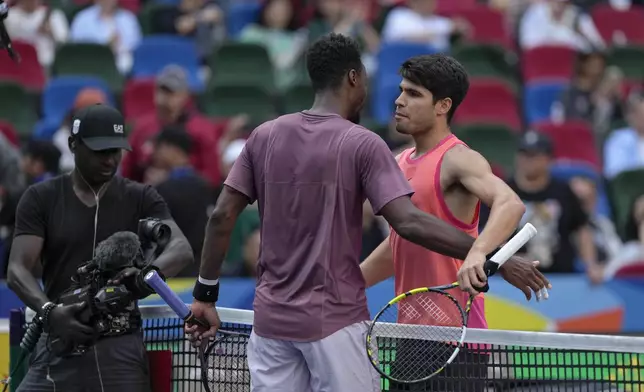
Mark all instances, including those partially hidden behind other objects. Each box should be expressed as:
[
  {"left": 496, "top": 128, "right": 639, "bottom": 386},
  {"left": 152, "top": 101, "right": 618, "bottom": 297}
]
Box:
[
  {"left": 578, "top": 13, "right": 606, "bottom": 49},
  {"left": 50, "top": 9, "right": 70, "bottom": 44}
]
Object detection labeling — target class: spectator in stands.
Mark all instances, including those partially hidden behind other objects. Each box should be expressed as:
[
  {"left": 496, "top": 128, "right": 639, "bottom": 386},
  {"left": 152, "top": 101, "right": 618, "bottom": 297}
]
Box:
[
  {"left": 154, "top": 0, "right": 225, "bottom": 61},
  {"left": 151, "top": 126, "right": 217, "bottom": 277},
  {"left": 0, "top": 133, "right": 25, "bottom": 276},
  {"left": 604, "top": 194, "right": 644, "bottom": 280},
  {"left": 483, "top": 131, "right": 603, "bottom": 282},
  {"left": 5, "top": 0, "right": 69, "bottom": 68},
  {"left": 519, "top": 0, "right": 605, "bottom": 52},
  {"left": 20, "top": 140, "right": 62, "bottom": 185},
  {"left": 307, "top": 0, "right": 381, "bottom": 73},
  {"left": 239, "top": 0, "right": 308, "bottom": 91},
  {"left": 604, "top": 90, "right": 644, "bottom": 179},
  {"left": 569, "top": 176, "right": 622, "bottom": 264},
  {"left": 381, "top": 0, "right": 470, "bottom": 53},
  {"left": 69, "top": 0, "right": 142, "bottom": 73},
  {"left": 52, "top": 87, "right": 108, "bottom": 173},
  {"left": 121, "top": 65, "right": 224, "bottom": 187},
  {"left": 559, "top": 52, "right": 624, "bottom": 134}
]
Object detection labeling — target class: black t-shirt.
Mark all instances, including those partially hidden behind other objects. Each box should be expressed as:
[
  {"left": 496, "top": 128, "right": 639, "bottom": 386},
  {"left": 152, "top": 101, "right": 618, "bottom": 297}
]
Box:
[
  {"left": 13, "top": 175, "right": 172, "bottom": 301},
  {"left": 480, "top": 178, "right": 588, "bottom": 273},
  {"left": 155, "top": 171, "right": 219, "bottom": 277}
]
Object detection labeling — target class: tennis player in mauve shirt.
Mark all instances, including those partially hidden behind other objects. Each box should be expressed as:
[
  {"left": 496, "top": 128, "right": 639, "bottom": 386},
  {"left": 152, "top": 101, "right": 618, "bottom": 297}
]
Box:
[{"left": 185, "top": 35, "right": 545, "bottom": 392}]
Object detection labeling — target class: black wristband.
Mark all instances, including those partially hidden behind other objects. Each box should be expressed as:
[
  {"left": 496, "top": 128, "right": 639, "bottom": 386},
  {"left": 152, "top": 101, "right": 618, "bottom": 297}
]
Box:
[
  {"left": 486, "top": 247, "right": 502, "bottom": 261},
  {"left": 193, "top": 280, "right": 219, "bottom": 303},
  {"left": 40, "top": 302, "right": 57, "bottom": 332}
]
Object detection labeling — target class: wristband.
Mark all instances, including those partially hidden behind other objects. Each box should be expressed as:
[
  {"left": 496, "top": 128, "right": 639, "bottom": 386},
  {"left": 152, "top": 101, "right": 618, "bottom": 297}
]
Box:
[
  {"left": 193, "top": 277, "right": 219, "bottom": 303},
  {"left": 486, "top": 247, "right": 502, "bottom": 261},
  {"left": 40, "top": 302, "right": 57, "bottom": 332}
]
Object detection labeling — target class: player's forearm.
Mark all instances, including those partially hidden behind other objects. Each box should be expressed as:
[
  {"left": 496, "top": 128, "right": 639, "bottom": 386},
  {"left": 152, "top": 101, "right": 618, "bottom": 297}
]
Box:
[
  {"left": 470, "top": 195, "right": 525, "bottom": 258},
  {"left": 361, "top": 237, "right": 394, "bottom": 288},
  {"left": 397, "top": 210, "right": 475, "bottom": 260},
  {"left": 7, "top": 263, "right": 51, "bottom": 311},
  {"left": 198, "top": 210, "right": 235, "bottom": 280}
]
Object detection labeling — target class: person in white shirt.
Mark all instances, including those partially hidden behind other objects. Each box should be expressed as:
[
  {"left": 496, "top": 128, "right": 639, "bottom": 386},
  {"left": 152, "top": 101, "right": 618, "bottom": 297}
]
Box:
[
  {"left": 69, "top": 0, "right": 142, "bottom": 73},
  {"left": 519, "top": 0, "right": 605, "bottom": 52},
  {"left": 381, "top": 0, "right": 470, "bottom": 52},
  {"left": 4, "top": 0, "right": 68, "bottom": 68},
  {"left": 604, "top": 91, "right": 644, "bottom": 179}
]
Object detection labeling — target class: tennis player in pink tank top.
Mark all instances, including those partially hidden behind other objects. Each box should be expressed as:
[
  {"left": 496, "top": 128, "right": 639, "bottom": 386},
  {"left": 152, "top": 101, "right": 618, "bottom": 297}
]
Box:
[{"left": 362, "top": 55, "right": 551, "bottom": 392}]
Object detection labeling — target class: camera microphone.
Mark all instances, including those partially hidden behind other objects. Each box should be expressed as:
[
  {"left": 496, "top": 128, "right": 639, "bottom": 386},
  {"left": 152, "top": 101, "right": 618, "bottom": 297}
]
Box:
[{"left": 93, "top": 231, "right": 141, "bottom": 272}]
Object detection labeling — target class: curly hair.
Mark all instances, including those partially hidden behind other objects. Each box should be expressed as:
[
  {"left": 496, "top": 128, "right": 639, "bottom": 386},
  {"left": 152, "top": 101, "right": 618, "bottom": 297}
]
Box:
[{"left": 306, "top": 33, "right": 363, "bottom": 92}]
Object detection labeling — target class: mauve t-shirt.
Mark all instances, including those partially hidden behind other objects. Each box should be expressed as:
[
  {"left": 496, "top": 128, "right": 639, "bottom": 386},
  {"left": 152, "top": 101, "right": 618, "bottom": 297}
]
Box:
[{"left": 224, "top": 111, "right": 413, "bottom": 342}]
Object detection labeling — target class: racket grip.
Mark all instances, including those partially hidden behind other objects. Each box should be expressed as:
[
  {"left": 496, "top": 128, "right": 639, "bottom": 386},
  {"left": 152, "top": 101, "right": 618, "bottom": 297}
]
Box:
[{"left": 143, "top": 270, "right": 208, "bottom": 328}]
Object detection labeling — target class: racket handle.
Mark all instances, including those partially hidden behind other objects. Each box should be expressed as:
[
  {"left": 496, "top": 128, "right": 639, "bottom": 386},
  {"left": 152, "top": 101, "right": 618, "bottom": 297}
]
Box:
[{"left": 143, "top": 270, "right": 209, "bottom": 329}]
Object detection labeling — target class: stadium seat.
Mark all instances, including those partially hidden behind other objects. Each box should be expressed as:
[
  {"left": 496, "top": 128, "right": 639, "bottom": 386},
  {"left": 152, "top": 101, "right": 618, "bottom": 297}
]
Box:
[
  {"left": 0, "top": 41, "right": 45, "bottom": 91},
  {"left": 226, "top": 2, "right": 262, "bottom": 37},
  {"left": 377, "top": 42, "right": 438, "bottom": 81},
  {"left": 52, "top": 44, "right": 124, "bottom": 92},
  {"left": 372, "top": 77, "right": 401, "bottom": 124},
  {"left": 451, "top": 44, "right": 518, "bottom": 87},
  {"left": 209, "top": 43, "right": 275, "bottom": 92},
  {"left": 0, "top": 121, "right": 19, "bottom": 147},
  {"left": 522, "top": 46, "right": 575, "bottom": 83},
  {"left": 452, "top": 79, "right": 521, "bottom": 130},
  {"left": 123, "top": 79, "right": 156, "bottom": 122},
  {"left": 532, "top": 120, "right": 600, "bottom": 171},
  {"left": 608, "top": 169, "right": 644, "bottom": 238},
  {"left": 441, "top": 7, "right": 511, "bottom": 48},
  {"left": 454, "top": 123, "right": 518, "bottom": 174},
  {"left": 608, "top": 46, "right": 644, "bottom": 81},
  {"left": 202, "top": 83, "right": 276, "bottom": 124},
  {"left": 119, "top": 0, "right": 140, "bottom": 13},
  {"left": 282, "top": 83, "right": 314, "bottom": 114},
  {"left": 138, "top": 3, "right": 175, "bottom": 35},
  {"left": 523, "top": 82, "right": 568, "bottom": 125},
  {"left": 591, "top": 4, "right": 644, "bottom": 46},
  {"left": 0, "top": 82, "right": 37, "bottom": 137},
  {"left": 435, "top": 0, "right": 477, "bottom": 14},
  {"left": 41, "top": 76, "right": 114, "bottom": 132},
  {"left": 131, "top": 35, "right": 203, "bottom": 92}
]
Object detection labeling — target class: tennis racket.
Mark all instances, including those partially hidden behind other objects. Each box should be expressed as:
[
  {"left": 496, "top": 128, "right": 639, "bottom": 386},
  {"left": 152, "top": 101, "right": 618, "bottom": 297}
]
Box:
[
  {"left": 144, "top": 271, "right": 251, "bottom": 392},
  {"left": 365, "top": 223, "right": 538, "bottom": 384}
]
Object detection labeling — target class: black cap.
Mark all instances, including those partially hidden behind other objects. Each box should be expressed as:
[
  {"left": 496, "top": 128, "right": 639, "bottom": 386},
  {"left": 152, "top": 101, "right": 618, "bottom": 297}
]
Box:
[
  {"left": 518, "top": 131, "right": 553, "bottom": 155},
  {"left": 71, "top": 104, "right": 131, "bottom": 151}
]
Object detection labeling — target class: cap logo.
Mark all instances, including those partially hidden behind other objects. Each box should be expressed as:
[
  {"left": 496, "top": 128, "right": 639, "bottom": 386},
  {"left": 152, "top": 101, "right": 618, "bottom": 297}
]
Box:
[
  {"left": 113, "top": 124, "right": 124, "bottom": 134},
  {"left": 72, "top": 119, "right": 80, "bottom": 135}
]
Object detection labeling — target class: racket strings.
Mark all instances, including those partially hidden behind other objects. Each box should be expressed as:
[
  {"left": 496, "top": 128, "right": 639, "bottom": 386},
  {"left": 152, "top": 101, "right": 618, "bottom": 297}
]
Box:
[
  {"left": 202, "top": 333, "right": 251, "bottom": 392},
  {"left": 368, "top": 291, "right": 466, "bottom": 382}
]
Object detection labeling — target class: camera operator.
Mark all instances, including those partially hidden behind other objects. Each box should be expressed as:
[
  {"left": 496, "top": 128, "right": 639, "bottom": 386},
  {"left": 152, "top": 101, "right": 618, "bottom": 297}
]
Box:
[{"left": 6, "top": 104, "right": 194, "bottom": 392}]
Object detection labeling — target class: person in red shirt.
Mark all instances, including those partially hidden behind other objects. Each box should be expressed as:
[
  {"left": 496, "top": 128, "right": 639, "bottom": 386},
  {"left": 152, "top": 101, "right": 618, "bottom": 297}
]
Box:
[{"left": 120, "top": 65, "right": 225, "bottom": 186}]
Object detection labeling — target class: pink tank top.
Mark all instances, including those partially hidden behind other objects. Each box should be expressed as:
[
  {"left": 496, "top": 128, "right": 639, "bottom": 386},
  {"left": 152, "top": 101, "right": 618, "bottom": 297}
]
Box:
[{"left": 390, "top": 134, "right": 488, "bottom": 330}]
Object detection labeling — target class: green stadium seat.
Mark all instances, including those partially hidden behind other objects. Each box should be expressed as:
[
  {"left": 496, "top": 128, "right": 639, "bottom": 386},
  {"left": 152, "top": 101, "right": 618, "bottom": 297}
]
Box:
[
  {"left": 208, "top": 43, "right": 275, "bottom": 92},
  {"left": 608, "top": 45, "right": 644, "bottom": 80},
  {"left": 282, "top": 83, "right": 314, "bottom": 113},
  {"left": 52, "top": 44, "right": 123, "bottom": 92},
  {"left": 453, "top": 124, "right": 518, "bottom": 174},
  {"left": 608, "top": 169, "right": 644, "bottom": 238},
  {"left": 138, "top": 3, "right": 175, "bottom": 36},
  {"left": 0, "top": 82, "right": 37, "bottom": 138},
  {"left": 451, "top": 44, "right": 519, "bottom": 89},
  {"left": 202, "top": 83, "right": 277, "bottom": 124}
]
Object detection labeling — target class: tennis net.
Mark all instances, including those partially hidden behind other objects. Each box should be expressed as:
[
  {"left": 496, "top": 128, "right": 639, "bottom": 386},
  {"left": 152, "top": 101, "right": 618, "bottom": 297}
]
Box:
[{"left": 12, "top": 305, "right": 644, "bottom": 392}]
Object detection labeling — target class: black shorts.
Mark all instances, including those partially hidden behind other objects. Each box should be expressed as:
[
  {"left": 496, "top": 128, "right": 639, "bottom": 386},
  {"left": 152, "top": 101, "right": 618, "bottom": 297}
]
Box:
[
  {"left": 17, "top": 332, "right": 151, "bottom": 392},
  {"left": 386, "top": 339, "right": 489, "bottom": 392}
]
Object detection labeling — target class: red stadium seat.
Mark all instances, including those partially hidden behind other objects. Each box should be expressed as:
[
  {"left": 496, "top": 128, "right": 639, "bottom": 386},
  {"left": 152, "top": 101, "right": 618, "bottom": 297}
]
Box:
[
  {"left": 452, "top": 79, "right": 521, "bottom": 130},
  {"left": 440, "top": 6, "right": 511, "bottom": 48},
  {"left": 435, "top": 0, "right": 477, "bottom": 14},
  {"left": 0, "top": 121, "right": 19, "bottom": 147},
  {"left": 622, "top": 79, "right": 642, "bottom": 97},
  {"left": 0, "top": 41, "right": 45, "bottom": 90},
  {"left": 591, "top": 4, "right": 644, "bottom": 46},
  {"left": 123, "top": 78, "right": 156, "bottom": 122},
  {"left": 119, "top": 0, "right": 140, "bottom": 14},
  {"left": 532, "top": 120, "right": 600, "bottom": 170},
  {"left": 522, "top": 46, "right": 576, "bottom": 83}
]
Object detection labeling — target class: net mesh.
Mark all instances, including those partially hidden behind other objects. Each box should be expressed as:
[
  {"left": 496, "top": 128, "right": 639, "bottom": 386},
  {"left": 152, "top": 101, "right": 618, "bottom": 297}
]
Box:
[{"left": 13, "top": 305, "right": 644, "bottom": 392}]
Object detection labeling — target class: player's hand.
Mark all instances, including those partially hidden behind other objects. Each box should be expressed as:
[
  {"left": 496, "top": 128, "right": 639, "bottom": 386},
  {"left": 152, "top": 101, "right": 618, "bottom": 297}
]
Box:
[
  {"left": 48, "top": 302, "right": 96, "bottom": 345},
  {"left": 185, "top": 300, "right": 221, "bottom": 347},
  {"left": 458, "top": 251, "right": 487, "bottom": 295},
  {"left": 500, "top": 256, "right": 552, "bottom": 301}
]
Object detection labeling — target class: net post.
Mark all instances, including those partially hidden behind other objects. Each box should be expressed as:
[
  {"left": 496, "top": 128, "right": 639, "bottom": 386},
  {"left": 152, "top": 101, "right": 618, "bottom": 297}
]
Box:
[{"left": 8, "top": 308, "right": 26, "bottom": 392}]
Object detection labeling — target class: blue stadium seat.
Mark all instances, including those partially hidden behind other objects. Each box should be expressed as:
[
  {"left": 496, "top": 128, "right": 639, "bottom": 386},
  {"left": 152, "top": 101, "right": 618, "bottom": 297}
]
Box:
[
  {"left": 226, "top": 2, "right": 261, "bottom": 37},
  {"left": 131, "top": 35, "right": 204, "bottom": 92},
  {"left": 40, "top": 76, "right": 114, "bottom": 136},
  {"left": 550, "top": 163, "right": 612, "bottom": 218},
  {"left": 376, "top": 42, "right": 437, "bottom": 81},
  {"left": 372, "top": 76, "right": 401, "bottom": 124},
  {"left": 523, "top": 82, "right": 567, "bottom": 125}
]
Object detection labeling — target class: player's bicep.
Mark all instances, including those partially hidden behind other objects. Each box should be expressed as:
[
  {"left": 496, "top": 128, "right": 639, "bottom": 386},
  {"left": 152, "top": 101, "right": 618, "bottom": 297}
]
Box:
[{"left": 211, "top": 185, "right": 250, "bottom": 227}]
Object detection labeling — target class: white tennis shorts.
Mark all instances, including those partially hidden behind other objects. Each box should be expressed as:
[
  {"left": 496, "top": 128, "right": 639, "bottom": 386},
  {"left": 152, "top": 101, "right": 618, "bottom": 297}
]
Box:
[{"left": 247, "top": 321, "right": 380, "bottom": 392}]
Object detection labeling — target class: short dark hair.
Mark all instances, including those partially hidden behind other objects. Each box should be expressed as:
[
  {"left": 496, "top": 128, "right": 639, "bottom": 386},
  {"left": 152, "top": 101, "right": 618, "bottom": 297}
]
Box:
[
  {"left": 24, "top": 140, "right": 61, "bottom": 174},
  {"left": 156, "top": 126, "right": 193, "bottom": 155},
  {"left": 400, "top": 54, "right": 470, "bottom": 123},
  {"left": 306, "top": 33, "right": 363, "bottom": 92}
]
